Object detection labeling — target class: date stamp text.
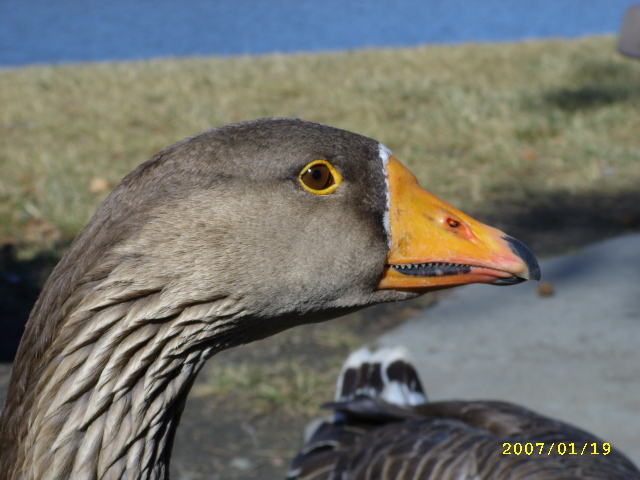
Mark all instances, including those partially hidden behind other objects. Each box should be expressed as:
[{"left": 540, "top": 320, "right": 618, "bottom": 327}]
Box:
[{"left": 503, "top": 442, "right": 611, "bottom": 456}]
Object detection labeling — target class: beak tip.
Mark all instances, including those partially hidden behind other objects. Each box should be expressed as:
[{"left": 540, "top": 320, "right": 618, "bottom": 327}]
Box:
[{"left": 503, "top": 236, "right": 541, "bottom": 281}]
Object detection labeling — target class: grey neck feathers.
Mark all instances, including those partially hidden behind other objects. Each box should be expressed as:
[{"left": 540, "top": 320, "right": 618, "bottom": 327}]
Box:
[
  {"left": 3, "top": 273, "right": 251, "bottom": 480},
  {"left": 0, "top": 214, "right": 372, "bottom": 480}
]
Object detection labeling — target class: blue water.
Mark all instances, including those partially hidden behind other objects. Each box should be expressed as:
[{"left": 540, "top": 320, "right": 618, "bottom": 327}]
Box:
[{"left": 0, "top": 0, "right": 637, "bottom": 67}]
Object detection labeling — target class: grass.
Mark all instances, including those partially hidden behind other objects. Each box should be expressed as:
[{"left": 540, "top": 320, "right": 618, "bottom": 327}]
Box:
[
  {"left": 2, "top": 36, "right": 640, "bottom": 257},
  {"left": 189, "top": 319, "right": 364, "bottom": 416}
]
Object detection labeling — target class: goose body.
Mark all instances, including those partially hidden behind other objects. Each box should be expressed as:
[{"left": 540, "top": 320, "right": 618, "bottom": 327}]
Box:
[
  {"left": 289, "top": 349, "right": 640, "bottom": 480},
  {"left": 0, "top": 118, "right": 539, "bottom": 480}
]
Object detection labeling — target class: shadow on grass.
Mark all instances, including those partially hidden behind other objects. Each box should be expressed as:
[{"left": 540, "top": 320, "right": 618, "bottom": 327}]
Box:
[
  {"left": 478, "top": 188, "right": 640, "bottom": 257},
  {"left": 1, "top": 187, "right": 639, "bottom": 363},
  {"left": 0, "top": 243, "right": 68, "bottom": 362},
  {"left": 544, "top": 85, "right": 633, "bottom": 112},
  {"left": 543, "top": 58, "right": 640, "bottom": 112}
]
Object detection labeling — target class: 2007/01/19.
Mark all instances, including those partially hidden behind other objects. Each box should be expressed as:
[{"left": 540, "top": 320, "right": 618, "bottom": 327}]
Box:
[{"left": 503, "top": 442, "right": 611, "bottom": 455}]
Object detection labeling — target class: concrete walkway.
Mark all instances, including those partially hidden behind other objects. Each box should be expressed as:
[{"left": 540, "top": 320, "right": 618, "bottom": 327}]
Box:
[{"left": 379, "top": 232, "right": 640, "bottom": 466}]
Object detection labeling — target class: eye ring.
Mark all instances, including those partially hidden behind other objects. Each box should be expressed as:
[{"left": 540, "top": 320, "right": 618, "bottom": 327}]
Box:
[{"left": 299, "top": 160, "right": 343, "bottom": 195}]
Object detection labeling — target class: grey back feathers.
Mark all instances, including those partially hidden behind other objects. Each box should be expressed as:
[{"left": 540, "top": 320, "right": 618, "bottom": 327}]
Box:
[
  {"left": 0, "top": 119, "right": 414, "bottom": 480},
  {"left": 288, "top": 348, "right": 640, "bottom": 480}
]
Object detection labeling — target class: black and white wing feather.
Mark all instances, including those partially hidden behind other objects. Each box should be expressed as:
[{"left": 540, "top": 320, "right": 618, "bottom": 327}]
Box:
[{"left": 288, "top": 348, "right": 640, "bottom": 480}]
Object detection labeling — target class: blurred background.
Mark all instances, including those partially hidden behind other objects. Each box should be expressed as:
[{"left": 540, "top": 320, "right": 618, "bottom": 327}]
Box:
[
  {"left": 1, "top": 0, "right": 638, "bottom": 66},
  {"left": 1, "top": 2, "right": 640, "bottom": 479}
]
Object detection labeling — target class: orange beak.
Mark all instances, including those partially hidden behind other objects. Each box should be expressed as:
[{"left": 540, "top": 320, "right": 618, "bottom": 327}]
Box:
[{"left": 378, "top": 156, "right": 540, "bottom": 292}]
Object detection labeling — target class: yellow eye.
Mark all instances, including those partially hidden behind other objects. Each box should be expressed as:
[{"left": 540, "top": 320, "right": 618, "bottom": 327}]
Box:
[{"left": 299, "top": 160, "right": 343, "bottom": 194}]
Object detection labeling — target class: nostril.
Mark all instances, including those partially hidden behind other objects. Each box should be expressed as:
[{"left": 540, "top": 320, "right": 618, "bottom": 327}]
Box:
[{"left": 447, "top": 218, "right": 460, "bottom": 228}]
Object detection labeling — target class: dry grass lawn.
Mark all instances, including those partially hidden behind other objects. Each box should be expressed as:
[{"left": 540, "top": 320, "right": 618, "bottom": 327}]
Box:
[{"left": 2, "top": 36, "right": 639, "bottom": 257}]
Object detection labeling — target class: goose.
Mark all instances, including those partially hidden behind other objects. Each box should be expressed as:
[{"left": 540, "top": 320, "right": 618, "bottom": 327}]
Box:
[
  {"left": 289, "top": 348, "right": 640, "bottom": 480},
  {"left": 0, "top": 118, "right": 541, "bottom": 480}
]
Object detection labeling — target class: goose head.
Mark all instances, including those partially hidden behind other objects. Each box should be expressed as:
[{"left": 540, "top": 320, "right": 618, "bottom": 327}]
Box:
[
  {"left": 101, "top": 118, "right": 538, "bottom": 323},
  {"left": 0, "top": 118, "right": 539, "bottom": 480}
]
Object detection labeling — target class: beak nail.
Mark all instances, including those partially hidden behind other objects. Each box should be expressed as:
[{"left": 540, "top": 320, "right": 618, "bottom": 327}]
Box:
[{"left": 503, "top": 236, "right": 541, "bottom": 281}]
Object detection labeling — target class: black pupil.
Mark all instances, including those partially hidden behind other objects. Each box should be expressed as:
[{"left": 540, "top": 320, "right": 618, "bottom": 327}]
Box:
[{"left": 302, "top": 164, "right": 333, "bottom": 190}]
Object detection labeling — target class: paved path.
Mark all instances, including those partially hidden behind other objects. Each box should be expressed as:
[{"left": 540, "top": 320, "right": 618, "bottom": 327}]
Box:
[{"left": 379, "top": 232, "right": 640, "bottom": 466}]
